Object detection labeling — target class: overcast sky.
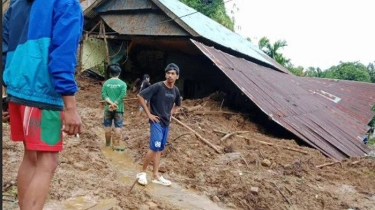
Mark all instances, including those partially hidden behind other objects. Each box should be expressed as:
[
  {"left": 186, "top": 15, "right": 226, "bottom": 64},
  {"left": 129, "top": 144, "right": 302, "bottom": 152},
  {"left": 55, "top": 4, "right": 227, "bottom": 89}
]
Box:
[{"left": 225, "top": 0, "right": 374, "bottom": 70}]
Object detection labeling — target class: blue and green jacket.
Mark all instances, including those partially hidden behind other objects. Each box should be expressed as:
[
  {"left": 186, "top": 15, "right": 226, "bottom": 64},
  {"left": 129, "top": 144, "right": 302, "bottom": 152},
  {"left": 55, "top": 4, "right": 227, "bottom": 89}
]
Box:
[{"left": 2, "top": 0, "right": 83, "bottom": 109}]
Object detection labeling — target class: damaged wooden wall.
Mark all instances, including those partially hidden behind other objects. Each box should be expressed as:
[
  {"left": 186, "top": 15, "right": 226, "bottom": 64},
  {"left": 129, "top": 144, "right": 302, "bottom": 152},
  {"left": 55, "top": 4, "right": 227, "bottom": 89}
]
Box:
[{"left": 80, "top": 37, "right": 107, "bottom": 73}]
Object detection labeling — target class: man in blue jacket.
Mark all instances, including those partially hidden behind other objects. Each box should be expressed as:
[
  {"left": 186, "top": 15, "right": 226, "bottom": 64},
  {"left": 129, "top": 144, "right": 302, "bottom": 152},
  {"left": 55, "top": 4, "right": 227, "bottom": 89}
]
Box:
[{"left": 2, "top": 0, "right": 83, "bottom": 209}]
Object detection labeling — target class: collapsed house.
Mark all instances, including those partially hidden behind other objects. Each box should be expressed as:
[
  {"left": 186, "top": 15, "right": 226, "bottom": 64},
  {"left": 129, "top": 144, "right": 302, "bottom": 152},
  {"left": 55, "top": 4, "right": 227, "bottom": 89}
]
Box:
[{"left": 81, "top": 0, "right": 375, "bottom": 160}]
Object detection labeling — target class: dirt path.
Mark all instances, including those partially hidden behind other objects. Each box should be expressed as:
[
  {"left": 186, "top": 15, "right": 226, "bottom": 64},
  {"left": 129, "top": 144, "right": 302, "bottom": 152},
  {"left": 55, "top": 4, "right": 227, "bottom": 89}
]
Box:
[{"left": 96, "top": 128, "right": 227, "bottom": 210}]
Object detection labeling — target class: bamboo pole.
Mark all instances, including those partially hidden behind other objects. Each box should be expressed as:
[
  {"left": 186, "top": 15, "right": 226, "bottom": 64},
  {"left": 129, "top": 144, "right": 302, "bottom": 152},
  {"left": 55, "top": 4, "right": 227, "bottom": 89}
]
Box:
[
  {"left": 101, "top": 20, "right": 111, "bottom": 79},
  {"left": 171, "top": 116, "right": 222, "bottom": 154}
]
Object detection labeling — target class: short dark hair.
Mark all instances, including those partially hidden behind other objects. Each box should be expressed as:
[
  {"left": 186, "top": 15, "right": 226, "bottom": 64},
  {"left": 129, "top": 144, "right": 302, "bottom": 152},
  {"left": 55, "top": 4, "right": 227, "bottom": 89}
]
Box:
[
  {"left": 107, "top": 64, "right": 121, "bottom": 77},
  {"left": 165, "top": 63, "right": 180, "bottom": 75},
  {"left": 143, "top": 74, "right": 150, "bottom": 80}
]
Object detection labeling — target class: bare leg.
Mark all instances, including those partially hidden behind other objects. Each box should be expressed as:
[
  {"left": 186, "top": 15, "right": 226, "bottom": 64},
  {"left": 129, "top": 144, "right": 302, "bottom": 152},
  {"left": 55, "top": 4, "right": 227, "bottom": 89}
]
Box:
[
  {"left": 113, "top": 127, "right": 124, "bottom": 150},
  {"left": 152, "top": 151, "right": 161, "bottom": 179},
  {"left": 114, "top": 127, "right": 121, "bottom": 135},
  {"left": 21, "top": 151, "right": 59, "bottom": 210},
  {"left": 104, "top": 127, "right": 112, "bottom": 147},
  {"left": 142, "top": 149, "right": 156, "bottom": 172},
  {"left": 17, "top": 144, "right": 37, "bottom": 208}
]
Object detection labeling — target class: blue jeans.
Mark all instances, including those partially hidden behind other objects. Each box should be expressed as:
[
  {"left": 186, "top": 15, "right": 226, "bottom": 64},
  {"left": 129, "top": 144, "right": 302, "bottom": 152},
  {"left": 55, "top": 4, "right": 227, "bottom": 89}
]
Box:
[{"left": 103, "top": 111, "right": 123, "bottom": 128}]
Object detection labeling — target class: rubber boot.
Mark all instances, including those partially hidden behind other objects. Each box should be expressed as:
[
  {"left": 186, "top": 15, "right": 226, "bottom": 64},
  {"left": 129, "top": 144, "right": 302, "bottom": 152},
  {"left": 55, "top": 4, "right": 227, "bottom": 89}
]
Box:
[{"left": 112, "top": 133, "right": 125, "bottom": 151}]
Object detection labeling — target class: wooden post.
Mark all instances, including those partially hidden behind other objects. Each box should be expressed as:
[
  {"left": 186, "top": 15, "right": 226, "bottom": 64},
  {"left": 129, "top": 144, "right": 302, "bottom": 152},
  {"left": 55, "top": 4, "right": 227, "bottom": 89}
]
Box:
[
  {"left": 101, "top": 20, "right": 111, "bottom": 79},
  {"left": 78, "top": 36, "right": 84, "bottom": 72}
]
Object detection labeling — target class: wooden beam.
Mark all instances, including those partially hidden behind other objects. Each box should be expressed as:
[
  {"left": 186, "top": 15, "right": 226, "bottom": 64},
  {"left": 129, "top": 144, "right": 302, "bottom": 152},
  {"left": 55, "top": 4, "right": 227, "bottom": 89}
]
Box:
[
  {"left": 101, "top": 20, "right": 111, "bottom": 79},
  {"left": 87, "top": 34, "right": 119, "bottom": 39}
]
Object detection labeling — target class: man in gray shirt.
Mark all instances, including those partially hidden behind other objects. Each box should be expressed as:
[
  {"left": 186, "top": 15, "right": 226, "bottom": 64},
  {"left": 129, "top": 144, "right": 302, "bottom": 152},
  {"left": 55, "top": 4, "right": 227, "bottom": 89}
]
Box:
[{"left": 136, "top": 63, "right": 181, "bottom": 186}]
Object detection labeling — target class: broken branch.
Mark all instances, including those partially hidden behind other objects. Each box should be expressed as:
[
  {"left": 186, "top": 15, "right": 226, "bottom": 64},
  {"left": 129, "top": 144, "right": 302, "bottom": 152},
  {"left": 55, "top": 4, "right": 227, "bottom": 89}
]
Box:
[
  {"left": 213, "top": 130, "right": 227, "bottom": 135},
  {"left": 99, "top": 98, "right": 138, "bottom": 103},
  {"left": 350, "top": 160, "right": 361, "bottom": 165},
  {"left": 237, "top": 135, "right": 309, "bottom": 155},
  {"left": 128, "top": 178, "right": 139, "bottom": 194},
  {"left": 171, "top": 133, "right": 192, "bottom": 142},
  {"left": 2, "top": 198, "right": 16, "bottom": 202},
  {"left": 272, "top": 182, "right": 292, "bottom": 205},
  {"left": 220, "top": 131, "right": 250, "bottom": 141},
  {"left": 240, "top": 155, "right": 250, "bottom": 168},
  {"left": 193, "top": 111, "right": 240, "bottom": 115},
  {"left": 172, "top": 117, "right": 222, "bottom": 154},
  {"left": 182, "top": 105, "right": 202, "bottom": 112},
  {"left": 315, "top": 161, "right": 340, "bottom": 168}
]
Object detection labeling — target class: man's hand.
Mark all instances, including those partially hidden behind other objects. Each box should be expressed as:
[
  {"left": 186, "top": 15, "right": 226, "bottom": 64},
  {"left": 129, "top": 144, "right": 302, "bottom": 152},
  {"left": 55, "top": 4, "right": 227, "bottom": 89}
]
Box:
[
  {"left": 148, "top": 113, "right": 160, "bottom": 123},
  {"left": 62, "top": 96, "right": 82, "bottom": 136},
  {"left": 62, "top": 107, "right": 82, "bottom": 136},
  {"left": 108, "top": 103, "right": 118, "bottom": 111},
  {"left": 2, "top": 111, "right": 10, "bottom": 123}
]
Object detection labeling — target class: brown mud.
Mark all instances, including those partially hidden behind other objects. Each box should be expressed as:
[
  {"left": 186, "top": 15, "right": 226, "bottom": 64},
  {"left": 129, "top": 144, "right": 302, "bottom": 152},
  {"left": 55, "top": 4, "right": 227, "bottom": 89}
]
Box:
[{"left": 3, "top": 76, "right": 375, "bottom": 210}]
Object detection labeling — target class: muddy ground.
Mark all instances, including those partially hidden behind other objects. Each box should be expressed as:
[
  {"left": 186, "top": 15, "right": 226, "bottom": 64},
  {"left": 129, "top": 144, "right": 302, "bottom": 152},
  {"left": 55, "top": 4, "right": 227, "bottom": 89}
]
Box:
[{"left": 3, "top": 75, "right": 375, "bottom": 210}]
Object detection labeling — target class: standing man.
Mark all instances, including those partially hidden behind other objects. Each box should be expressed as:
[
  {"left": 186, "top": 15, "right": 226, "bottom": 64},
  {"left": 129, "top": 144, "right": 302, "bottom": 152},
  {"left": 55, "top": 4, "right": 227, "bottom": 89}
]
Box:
[
  {"left": 102, "top": 64, "right": 127, "bottom": 151},
  {"left": 136, "top": 63, "right": 181, "bottom": 186},
  {"left": 2, "top": 0, "right": 83, "bottom": 209},
  {"left": 136, "top": 74, "right": 151, "bottom": 117}
]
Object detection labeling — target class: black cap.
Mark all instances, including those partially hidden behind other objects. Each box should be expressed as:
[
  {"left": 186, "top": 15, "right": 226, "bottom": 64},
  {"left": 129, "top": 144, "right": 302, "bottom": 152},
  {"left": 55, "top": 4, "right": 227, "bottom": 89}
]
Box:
[{"left": 165, "top": 63, "right": 180, "bottom": 75}]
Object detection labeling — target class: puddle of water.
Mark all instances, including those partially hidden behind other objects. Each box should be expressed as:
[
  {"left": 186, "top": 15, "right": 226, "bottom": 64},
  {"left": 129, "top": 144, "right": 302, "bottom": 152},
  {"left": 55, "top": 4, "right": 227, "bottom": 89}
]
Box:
[
  {"left": 63, "top": 196, "right": 97, "bottom": 209},
  {"left": 43, "top": 196, "right": 118, "bottom": 210},
  {"left": 96, "top": 128, "right": 226, "bottom": 210}
]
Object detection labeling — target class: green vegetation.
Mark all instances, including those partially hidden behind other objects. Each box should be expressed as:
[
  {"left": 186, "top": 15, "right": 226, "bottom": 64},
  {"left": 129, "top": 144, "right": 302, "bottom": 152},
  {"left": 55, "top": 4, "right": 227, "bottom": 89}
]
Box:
[
  {"left": 180, "top": 0, "right": 235, "bottom": 31},
  {"left": 254, "top": 36, "right": 375, "bottom": 83},
  {"left": 368, "top": 138, "right": 375, "bottom": 145}
]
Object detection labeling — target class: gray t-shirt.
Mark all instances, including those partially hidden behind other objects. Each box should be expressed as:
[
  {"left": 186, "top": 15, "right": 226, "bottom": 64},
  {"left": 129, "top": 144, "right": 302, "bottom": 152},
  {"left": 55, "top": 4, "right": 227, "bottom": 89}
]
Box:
[{"left": 139, "top": 81, "right": 181, "bottom": 127}]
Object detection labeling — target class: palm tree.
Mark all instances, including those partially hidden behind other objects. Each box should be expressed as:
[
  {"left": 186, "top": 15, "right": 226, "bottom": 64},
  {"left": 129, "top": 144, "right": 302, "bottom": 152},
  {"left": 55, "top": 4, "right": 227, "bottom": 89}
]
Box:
[{"left": 258, "top": 37, "right": 290, "bottom": 67}]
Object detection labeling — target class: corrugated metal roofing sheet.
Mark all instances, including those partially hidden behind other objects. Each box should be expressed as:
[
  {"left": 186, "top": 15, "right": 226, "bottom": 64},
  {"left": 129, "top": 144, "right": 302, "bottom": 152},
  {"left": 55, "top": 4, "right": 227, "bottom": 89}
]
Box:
[
  {"left": 297, "top": 77, "right": 375, "bottom": 124},
  {"left": 84, "top": 0, "right": 290, "bottom": 73},
  {"left": 101, "top": 13, "right": 189, "bottom": 36},
  {"left": 96, "top": 0, "right": 155, "bottom": 12},
  {"left": 191, "top": 39, "right": 372, "bottom": 160},
  {"left": 154, "top": 0, "right": 290, "bottom": 74}
]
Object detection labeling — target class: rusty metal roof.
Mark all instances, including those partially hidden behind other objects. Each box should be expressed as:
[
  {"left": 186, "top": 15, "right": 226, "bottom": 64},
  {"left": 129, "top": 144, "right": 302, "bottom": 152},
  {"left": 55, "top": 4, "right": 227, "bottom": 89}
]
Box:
[
  {"left": 96, "top": 0, "right": 156, "bottom": 12},
  {"left": 152, "top": 0, "right": 290, "bottom": 74},
  {"left": 191, "top": 39, "right": 373, "bottom": 160},
  {"left": 297, "top": 77, "right": 375, "bottom": 125},
  {"left": 82, "top": 0, "right": 290, "bottom": 73},
  {"left": 101, "top": 13, "right": 189, "bottom": 36}
]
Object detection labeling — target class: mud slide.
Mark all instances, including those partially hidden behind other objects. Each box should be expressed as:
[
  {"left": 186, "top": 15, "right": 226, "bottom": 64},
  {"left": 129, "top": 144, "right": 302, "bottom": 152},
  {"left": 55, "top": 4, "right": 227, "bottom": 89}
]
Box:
[
  {"left": 94, "top": 128, "right": 226, "bottom": 210},
  {"left": 38, "top": 127, "right": 226, "bottom": 210}
]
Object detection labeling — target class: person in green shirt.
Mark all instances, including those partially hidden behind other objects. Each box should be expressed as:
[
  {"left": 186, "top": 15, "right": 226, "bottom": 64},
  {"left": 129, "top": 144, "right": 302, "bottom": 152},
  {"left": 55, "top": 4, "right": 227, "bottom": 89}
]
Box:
[{"left": 101, "top": 64, "right": 127, "bottom": 151}]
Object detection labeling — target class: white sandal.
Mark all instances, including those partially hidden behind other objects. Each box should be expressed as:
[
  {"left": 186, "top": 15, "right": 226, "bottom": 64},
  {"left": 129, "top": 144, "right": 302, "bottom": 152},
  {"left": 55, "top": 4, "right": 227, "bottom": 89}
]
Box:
[
  {"left": 151, "top": 176, "right": 172, "bottom": 186},
  {"left": 136, "top": 172, "right": 148, "bottom": 185}
]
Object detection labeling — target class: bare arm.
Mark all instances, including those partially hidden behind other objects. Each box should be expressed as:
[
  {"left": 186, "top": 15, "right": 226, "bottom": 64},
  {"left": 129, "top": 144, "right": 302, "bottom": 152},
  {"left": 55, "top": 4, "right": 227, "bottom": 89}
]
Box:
[
  {"left": 62, "top": 96, "right": 82, "bottom": 135},
  {"left": 171, "top": 104, "right": 178, "bottom": 115},
  {"left": 170, "top": 104, "right": 180, "bottom": 122}
]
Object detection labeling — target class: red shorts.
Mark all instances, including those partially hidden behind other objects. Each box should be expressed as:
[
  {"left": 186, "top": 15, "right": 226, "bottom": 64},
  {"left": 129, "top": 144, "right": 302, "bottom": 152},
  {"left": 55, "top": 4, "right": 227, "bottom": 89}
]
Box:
[{"left": 9, "top": 102, "right": 64, "bottom": 152}]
